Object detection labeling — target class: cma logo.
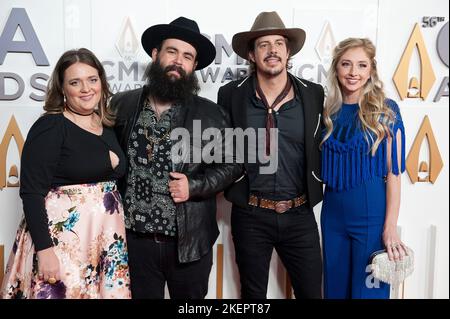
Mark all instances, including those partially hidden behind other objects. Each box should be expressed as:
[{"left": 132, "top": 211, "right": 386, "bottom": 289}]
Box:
[
  {"left": 406, "top": 116, "right": 443, "bottom": 184},
  {"left": 291, "top": 21, "right": 337, "bottom": 87},
  {"left": 0, "top": 116, "right": 24, "bottom": 190},
  {"left": 0, "top": 8, "right": 50, "bottom": 101},
  {"left": 393, "top": 22, "right": 449, "bottom": 102},
  {"left": 394, "top": 22, "right": 446, "bottom": 184}
]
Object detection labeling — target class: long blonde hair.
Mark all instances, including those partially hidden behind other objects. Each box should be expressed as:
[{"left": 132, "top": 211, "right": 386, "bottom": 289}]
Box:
[{"left": 321, "top": 38, "right": 394, "bottom": 155}]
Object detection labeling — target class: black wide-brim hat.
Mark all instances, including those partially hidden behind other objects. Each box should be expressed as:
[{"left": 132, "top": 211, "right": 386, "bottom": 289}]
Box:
[{"left": 141, "top": 17, "right": 216, "bottom": 70}]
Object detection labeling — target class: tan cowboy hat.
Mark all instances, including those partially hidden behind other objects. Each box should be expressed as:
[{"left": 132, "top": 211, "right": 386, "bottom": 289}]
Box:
[{"left": 232, "top": 11, "right": 306, "bottom": 60}]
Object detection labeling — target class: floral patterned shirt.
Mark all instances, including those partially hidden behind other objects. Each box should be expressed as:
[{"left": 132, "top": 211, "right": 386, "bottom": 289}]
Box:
[{"left": 123, "top": 100, "right": 178, "bottom": 236}]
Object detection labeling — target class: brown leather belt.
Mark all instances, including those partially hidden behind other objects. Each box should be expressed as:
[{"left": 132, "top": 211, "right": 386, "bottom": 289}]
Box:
[{"left": 248, "top": 194, "right": 307, "bottom": 213}]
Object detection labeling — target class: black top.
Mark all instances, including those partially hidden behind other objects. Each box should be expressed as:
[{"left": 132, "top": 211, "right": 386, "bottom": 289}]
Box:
[
  {"left": 246, "top": 78, "right": 306, "bottom": 200},
  {"left": 20, "top": 113, "right": 126, "bottom": 251}
]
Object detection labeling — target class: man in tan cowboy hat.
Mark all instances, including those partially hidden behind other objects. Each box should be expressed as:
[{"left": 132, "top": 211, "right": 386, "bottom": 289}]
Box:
[
  {"left": 218, "top": 11, "right": 324, "bottom": 298},
  {"left": 111, "top": 17, "right": 242, "bottom": 299}
]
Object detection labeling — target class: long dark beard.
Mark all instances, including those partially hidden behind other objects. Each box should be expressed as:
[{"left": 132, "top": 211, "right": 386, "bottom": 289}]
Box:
[{"left": 145, "top": 57, "right": 200, "bottom": 104}]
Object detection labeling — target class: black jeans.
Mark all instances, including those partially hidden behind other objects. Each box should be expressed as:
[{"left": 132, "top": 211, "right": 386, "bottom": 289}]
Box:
[
  {"left": 231, "top": 204, "right": 322, "bottom": 299},
  {"left": 126, "top": 230, "right": 213, "bottom": 299}
]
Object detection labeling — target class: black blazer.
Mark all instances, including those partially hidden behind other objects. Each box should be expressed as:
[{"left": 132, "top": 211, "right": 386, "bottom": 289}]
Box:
[{"left": 217, "top": 73, "right": 324, "bottom": 210}]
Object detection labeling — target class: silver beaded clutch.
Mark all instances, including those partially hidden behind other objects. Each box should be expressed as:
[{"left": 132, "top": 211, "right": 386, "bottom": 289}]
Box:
[{"left": 369, "top": 247, "right": 414, "bottom": 285}]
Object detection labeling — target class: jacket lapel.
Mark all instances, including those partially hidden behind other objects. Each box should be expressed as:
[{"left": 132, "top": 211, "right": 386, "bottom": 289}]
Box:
[
  {"left": 291, "top": 75, "right": 318, "bottom": 159},
  {"left": 230, "top": 75, "right": 254, "bottom": 130}
]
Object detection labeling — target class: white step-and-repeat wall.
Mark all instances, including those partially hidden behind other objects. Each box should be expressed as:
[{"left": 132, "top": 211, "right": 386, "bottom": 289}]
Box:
[{"left": 0, "top": 0, "right": 448, "bottom": 298}]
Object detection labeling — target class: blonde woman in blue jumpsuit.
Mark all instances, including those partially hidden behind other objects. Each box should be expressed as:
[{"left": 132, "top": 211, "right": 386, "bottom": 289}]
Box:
[{"left": 320, "top": 38, "right": 408, "bottom": 299}]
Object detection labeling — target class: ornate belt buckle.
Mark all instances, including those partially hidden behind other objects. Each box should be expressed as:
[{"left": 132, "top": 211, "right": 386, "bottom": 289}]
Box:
[{"left": 275, "top": 201, "right": 290, "bottom": 213}]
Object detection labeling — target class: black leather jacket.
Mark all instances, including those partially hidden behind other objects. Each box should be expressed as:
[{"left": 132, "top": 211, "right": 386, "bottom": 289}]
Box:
[{"left": 110, "top": 86, "right": 242, "bottom": 263}]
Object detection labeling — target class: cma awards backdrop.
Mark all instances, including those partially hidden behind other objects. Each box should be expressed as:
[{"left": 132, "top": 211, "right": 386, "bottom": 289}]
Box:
[{"left": 0, "top": 0, "right": 448, "bottom": 299}]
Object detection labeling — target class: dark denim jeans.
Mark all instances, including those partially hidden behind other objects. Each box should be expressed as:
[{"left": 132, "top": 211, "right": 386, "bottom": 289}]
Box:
[{"left": 231, "top": 204, "right": 322, "bottom": 299}]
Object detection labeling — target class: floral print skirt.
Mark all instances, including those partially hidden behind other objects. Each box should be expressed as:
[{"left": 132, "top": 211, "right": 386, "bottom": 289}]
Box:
[{"left": 1, "top": 181, "right": 131, "bottom": 299}]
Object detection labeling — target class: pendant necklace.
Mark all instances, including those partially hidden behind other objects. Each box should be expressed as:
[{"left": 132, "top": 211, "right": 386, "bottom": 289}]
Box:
[{"left": 144, "top": 96, "right": 171, "bottom": 161}]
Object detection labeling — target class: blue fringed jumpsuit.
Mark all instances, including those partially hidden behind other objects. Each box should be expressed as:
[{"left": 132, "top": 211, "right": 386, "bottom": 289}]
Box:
[{"left": 321, "top": 99, "right": 405, "bottom": 299}]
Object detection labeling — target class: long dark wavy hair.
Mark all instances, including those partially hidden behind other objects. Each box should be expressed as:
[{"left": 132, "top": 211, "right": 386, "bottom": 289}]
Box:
[{"left": 44, "top": 48, "right": 115, "bottom": 127}]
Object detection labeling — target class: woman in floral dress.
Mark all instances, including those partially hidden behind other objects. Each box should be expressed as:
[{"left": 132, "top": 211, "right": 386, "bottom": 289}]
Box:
[{"left": 1, "top": 48, "right": 131, "bottom": 299}]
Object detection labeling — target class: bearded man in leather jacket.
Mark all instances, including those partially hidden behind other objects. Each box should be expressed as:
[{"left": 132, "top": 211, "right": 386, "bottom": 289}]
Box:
[{"left": 111, "top": 17, "right": 242, "bottom": 299}]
